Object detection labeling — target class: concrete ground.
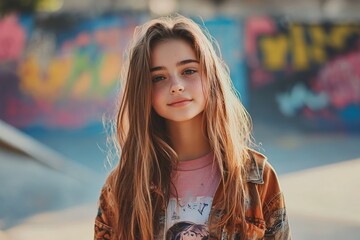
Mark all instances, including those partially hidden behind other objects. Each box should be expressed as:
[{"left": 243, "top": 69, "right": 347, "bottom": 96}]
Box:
[
  {"left": 1, "top": 115, "right": 360, "bottom": 239},
  {"left": 282, "top": 158, "right": 360, "bottom": 239}
]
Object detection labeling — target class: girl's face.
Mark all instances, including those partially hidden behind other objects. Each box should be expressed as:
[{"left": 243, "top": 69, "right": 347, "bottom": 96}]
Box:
[{"left": 150, "top": 39, "right": 206, "bottom": 123}]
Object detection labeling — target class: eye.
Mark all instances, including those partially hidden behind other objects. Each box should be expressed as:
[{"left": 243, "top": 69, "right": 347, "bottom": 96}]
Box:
[
  {"left": 183, "top": 69, "right": 197, "bottom": 75},
  {"left": 152, "top": 75, "right": 166, "bottom": 83}
]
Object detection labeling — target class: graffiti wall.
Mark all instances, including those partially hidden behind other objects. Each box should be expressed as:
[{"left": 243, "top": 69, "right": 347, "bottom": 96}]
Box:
[
  {"left": 0, "top": 13, "right": 145, "bottom": 129},
  {"left": 245, "top": 16, "right": 360, "bottom": 130},
  {"left": 0, "top": 13, "right": 247, "bottom": 130}
]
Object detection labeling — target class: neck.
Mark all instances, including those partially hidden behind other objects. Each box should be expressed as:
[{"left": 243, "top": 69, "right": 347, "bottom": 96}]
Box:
[{"left": 166, "top": 113, "right": 211, "bottom": 162}]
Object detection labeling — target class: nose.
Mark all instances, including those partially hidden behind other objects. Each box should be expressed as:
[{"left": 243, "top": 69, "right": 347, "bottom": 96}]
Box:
[
  {"left": 170, "top": 84, "right": 184, "bottom": 94},
  {"left": 169, "top": 77, "right": 184, "bottom": 94}
]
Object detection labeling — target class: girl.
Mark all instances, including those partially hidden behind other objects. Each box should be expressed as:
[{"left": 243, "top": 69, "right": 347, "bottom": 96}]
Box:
[{"left": 94, "top": 14, "right": 291, "bottom": 240}]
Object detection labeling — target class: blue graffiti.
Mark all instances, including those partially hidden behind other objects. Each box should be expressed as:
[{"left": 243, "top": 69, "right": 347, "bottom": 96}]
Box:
[{"left": 276, "top": 83, "right": 329, "bottom": 117}]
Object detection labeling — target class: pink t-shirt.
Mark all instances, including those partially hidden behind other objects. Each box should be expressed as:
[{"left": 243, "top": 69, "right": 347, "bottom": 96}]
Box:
[{"left": 165, "top": 151, "right": 220, "bottom": 239}]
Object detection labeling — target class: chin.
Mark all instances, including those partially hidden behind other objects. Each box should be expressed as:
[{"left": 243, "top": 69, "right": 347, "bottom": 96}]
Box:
[{"left": 165, "top": 112, "right": 203, "bottom": 123}]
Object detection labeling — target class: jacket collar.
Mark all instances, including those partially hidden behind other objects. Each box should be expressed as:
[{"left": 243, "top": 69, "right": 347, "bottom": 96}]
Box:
[{"left": 246, "top": 149, "right": 267, "bottom": 184}]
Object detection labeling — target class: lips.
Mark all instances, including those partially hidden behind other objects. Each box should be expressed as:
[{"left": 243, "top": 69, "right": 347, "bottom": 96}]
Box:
[{"left": 168, "top": 98, "right": 192, "bottom": 106}]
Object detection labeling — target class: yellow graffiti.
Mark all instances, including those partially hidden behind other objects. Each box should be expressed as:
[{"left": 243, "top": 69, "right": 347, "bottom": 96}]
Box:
[
  {"left": 72, "top": 72, "right": 91, "bottom": 99},
  {"left": 309, "top": 26, "right": 327, "bottom": 63},
  {"left": 260, "top": 35, "right": 288, "bottom": 70},
  {"left": 291, "top": 25, "right": 308, "bottom": 70},
  {"left": 258, "top": 24, "right": 360, "bottom": 71},
  {"left": 18, "top": 56, "right": 72, "bottom": 100},
  {"left": 18, "top": 52, "right": 121, "bottom": 102},
  {"left": 330, "top": 25, "right": 354, "bottom": 49},
  {"left": 100, "top": 52, "right": 122, "bottom": 87}
]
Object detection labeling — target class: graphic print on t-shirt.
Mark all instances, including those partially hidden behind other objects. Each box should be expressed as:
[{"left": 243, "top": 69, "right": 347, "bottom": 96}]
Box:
[
  {"left": 165, "top": 196, "right": 212, "bottom": 240},
  {"left": 165, "top": 151, "right": 220, "bottom": 240}
]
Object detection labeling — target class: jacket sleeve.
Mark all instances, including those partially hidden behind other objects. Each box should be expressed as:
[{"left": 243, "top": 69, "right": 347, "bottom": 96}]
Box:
[
  {"left": 94, "top": 184, "right": 115, "bottom": 240},
  {"left": 261, "top": 162, "right": 291, "bottom": 240}
]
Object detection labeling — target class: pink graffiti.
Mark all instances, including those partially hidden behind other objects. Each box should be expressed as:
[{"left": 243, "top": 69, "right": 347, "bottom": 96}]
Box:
[
  {"left": 245, "top": 16, "right": 277, "bottom": 88},
  {"left": 0, "top": 14, "right": 26, "bottom": 61},
  {"left": 244, "top": 16, "right": 276, "bottom": 57},
  {"left": 316, "top": 51, "right": 360, "bottom": 108}
]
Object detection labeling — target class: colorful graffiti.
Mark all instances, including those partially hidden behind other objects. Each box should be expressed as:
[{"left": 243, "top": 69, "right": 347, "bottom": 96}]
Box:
[
  {"left": 0, "top": 13, "right": 247, "bottom": 130},
  {"left": 257, "top": 24, "right": 360, "bottom": 71},
  {"left": 316, "top": 52, "right": 360, "bottom": 109},
  {"left": 246, "top": 16, "right": 360, "bottom": 130},
  {"left": 2, "top": 13, "right": 359, "bottom": 130},
  {"left": 0, "top": 13, "right": 144, "bottom": 129}
]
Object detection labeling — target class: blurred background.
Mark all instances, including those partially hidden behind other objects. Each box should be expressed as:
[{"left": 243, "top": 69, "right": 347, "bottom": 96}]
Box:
[{"left": 0, "top": 0, "right": 360, "bottom": 239}]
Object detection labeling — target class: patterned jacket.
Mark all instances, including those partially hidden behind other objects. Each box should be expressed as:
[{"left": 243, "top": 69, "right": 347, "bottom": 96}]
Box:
[{"left": 94, "top": 149, "right": 291, "bottom": 239}]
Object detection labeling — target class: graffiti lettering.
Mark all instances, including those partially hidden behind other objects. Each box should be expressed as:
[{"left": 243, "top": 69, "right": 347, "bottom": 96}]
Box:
[
  {"left": 18, "top": 52, "right": 121, "bottom": 101},
  {"left": 0, "top": 13, "right": 139, "bottom": 128},
  {"left": 257, "top": 24, "right": 360, "bottom": 71},
  {"left": 260, "top": 35, "right": 288, "bottom": 70},
  {"left": 309, "top": 26, "right": 327, "bottom": 63}
]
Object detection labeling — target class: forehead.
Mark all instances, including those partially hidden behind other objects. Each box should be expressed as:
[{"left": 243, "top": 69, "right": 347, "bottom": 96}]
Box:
[{"left": 151, "top": 39, "right": 197, "bottom": 67}]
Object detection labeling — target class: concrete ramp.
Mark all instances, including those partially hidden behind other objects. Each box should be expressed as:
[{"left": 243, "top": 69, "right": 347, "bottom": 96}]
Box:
[
  {"left": 0, "top": 120, "right": 103, "bottom": 230},
  {"left": 0, "top": 120, "right": 97, "bottom": 182}
]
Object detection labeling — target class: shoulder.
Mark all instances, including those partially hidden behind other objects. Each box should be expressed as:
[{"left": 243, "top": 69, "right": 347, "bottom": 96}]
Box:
[
  {"left": 245, "top": 148, "right": 277, "bottom": 186},
  {"left": 245, "top": 148, "right": 284, "bottom": 213},
  {"left": 245, "top": 149, "right": 291, "bottom": 238}
]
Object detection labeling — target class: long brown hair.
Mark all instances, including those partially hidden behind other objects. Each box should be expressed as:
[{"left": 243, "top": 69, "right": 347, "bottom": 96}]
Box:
[{"left": 110, "top": 14, "right": 253, "bottom": 239}]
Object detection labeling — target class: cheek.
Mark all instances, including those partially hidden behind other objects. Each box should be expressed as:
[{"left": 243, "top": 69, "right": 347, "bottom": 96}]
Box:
[{"left": 151, "top": 88, "right": 163, "bottom": 110}]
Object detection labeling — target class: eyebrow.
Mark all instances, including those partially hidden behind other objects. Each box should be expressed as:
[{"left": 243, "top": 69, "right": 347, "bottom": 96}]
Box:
[{"left": 150, "top": 59, "right": 199, "bottom": 72}]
